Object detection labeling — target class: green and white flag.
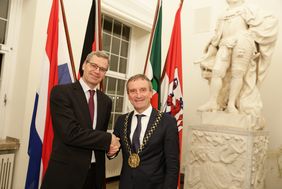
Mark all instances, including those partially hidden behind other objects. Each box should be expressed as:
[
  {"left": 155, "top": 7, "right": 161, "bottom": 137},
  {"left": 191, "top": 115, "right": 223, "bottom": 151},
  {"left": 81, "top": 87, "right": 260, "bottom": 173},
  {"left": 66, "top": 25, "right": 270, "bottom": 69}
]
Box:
[{"left": 145, "top": 2, "right": 162, "bottom": 109}]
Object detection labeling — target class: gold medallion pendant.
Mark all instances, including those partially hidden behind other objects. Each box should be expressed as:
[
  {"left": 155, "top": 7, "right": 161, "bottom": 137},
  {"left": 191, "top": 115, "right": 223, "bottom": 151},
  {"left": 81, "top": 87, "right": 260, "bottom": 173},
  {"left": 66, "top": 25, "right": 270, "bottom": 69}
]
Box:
[
  {"left": 128, "top": 153, "right": 140, "bottom": 168},
  {"left": 124, "top": 111, "right": 162, "bottom": 169}
]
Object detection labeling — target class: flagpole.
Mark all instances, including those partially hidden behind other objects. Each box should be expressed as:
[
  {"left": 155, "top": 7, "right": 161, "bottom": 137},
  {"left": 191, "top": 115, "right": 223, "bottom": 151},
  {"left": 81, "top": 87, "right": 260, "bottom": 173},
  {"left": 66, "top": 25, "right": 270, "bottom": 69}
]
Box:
[
  {"left": 97, "top": 0, "right": 104, "bottom": 91},
  {"left": 97, "top": 0, "right": 102, "bottom": 50},
  {"left": 60, "top": 0, "right": 77, "bottom": 81},
  {"left": 143, "top": 0, "right": 161, "bottom": 74}
]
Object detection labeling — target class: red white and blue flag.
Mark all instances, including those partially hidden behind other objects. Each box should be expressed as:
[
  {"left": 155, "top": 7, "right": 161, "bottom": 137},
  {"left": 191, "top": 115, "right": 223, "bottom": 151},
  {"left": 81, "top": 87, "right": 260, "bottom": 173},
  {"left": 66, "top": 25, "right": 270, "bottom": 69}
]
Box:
[
  {"left": 25, "top": 0, "right": 74, "bottom": 188},
  {"left": 161, "top": 2, "right": 183, "bottom": 188}
]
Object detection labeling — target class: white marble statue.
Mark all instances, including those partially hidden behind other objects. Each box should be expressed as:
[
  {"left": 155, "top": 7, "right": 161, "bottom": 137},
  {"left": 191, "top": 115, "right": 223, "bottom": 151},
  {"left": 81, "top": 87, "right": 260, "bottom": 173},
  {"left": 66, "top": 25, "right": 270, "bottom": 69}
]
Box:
[{"left": 197, "top": 0, "right": 278, "bottom": 118}]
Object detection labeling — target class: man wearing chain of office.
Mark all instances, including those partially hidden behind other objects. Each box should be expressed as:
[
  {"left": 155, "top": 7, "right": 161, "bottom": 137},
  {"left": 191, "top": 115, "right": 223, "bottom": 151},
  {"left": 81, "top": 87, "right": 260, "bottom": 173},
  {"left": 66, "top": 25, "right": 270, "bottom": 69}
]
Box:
[{"left": 111, "top": 74, "right": 180, "bottom": 189}]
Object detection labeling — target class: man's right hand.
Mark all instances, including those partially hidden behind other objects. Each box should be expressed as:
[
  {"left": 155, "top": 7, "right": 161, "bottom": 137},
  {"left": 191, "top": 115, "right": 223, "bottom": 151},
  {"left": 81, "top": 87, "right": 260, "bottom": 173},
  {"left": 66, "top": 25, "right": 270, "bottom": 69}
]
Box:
[{"left": 107, "top": 134, "right": 120, "bottom": 156}]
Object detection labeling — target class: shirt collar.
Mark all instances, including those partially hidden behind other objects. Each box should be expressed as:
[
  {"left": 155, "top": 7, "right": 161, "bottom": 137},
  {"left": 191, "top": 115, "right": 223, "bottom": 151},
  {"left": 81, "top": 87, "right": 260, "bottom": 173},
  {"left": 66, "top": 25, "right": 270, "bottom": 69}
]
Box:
[
  {"left": 133, "top": 105, "right": 152, "bottom": 117},
  {"left": 79, "top": 78, "right": 97, "bottom": 93}
]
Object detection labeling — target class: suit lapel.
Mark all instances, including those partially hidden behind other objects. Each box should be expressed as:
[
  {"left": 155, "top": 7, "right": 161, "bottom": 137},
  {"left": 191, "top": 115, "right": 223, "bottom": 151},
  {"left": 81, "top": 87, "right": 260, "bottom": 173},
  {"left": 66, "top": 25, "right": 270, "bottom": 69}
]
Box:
[
  {"left": 96, "top": 90, "right": 104, "bottom": 130},
  {"left": 73, "top": 81, "right": 92, "bottom": 129},
  {"left": 126, "top": 112, "right": 134, "bottom": 149},
  {"left": 96, "top": 90, "right": 114, "bottom": 130},
  {"left": 139, "top": 109, "right": 158, "bottom": 153},
  {"left": 144, "top": 109, "right": 158, "bottom": 137}
]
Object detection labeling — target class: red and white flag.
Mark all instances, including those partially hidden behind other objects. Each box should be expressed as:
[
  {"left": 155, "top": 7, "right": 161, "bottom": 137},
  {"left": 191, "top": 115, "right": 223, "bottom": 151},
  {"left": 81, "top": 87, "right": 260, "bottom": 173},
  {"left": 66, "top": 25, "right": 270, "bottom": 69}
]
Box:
[{"left": 161, "top": 2, "right": 183, "bottom": 188}]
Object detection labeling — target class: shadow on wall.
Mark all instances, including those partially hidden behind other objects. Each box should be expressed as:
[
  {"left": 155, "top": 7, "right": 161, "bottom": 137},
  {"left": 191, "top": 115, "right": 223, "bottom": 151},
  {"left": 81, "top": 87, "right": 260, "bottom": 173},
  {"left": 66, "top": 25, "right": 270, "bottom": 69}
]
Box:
[{"left": 265, "top": 147, "right": 282, "bottom": 189}]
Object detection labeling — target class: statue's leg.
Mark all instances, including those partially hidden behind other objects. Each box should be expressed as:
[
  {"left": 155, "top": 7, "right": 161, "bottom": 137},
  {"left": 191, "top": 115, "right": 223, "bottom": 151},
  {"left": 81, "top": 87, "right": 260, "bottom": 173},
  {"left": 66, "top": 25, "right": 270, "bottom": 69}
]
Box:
[
  {"left": 197, "top": 77, "right": 222, "bottom": 112},
  {"left": 227, "top": 70, "right": 244, "bottom": 113},
  {"left": 227, "top": 34, "right": 255, "bottom": 113},
  {"left": 198, "top": 46, "right": 231, "bottom": 112}
]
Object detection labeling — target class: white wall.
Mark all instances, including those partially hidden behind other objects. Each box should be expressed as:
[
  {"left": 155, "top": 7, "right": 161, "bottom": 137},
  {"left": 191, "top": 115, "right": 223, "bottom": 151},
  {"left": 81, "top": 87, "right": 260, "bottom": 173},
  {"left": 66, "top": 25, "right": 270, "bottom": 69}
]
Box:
[{"left": 3, "top": 0, "right": 282, "bottom": 188}]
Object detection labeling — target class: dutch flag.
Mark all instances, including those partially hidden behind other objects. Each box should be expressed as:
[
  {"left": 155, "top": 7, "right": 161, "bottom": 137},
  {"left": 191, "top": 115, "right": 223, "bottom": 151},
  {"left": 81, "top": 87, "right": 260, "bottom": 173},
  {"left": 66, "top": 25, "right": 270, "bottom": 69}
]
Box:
[{"left": 25, "top": 0, "right": 74, "bottom": 188}]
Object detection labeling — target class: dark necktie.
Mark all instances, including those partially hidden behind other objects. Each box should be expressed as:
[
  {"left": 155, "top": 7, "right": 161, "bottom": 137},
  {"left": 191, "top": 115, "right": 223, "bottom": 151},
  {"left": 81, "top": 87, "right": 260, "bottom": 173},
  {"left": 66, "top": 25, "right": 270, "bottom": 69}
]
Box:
[
  {"left": 88, "top": 90, "right": 95, "bottom": 125},
  {"left": 132, "top": 114, "right": 145, "bottom": 152}
]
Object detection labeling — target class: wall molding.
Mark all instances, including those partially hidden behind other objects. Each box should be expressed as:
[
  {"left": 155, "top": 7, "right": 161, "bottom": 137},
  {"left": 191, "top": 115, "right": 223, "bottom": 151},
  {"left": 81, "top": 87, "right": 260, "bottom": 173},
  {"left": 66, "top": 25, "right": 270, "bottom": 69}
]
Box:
[{"left": 102, "top": 0, "right": 154, "bottom": 31}]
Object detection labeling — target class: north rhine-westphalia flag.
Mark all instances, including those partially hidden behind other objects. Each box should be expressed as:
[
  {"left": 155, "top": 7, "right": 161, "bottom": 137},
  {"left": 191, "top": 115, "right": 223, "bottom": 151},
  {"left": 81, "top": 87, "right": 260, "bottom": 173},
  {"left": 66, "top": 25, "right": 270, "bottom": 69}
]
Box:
[
  {"left": 25, "top": 0, "right": 74, "bottom": 188},
  {"left": 161, "top": 2, "right": 183, "bottom": 188},
  {"left": 145, "top": 1, "right": 162, "bottom": 109},
  {"left": 79, "top": 0, "right": 101, "bottom": 77}
]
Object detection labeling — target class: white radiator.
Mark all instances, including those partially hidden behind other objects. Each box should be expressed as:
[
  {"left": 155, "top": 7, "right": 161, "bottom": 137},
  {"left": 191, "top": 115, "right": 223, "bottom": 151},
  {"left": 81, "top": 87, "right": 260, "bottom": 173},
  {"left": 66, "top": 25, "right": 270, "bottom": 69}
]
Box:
[{"left": 0, "top": 153, "right": 14, "bottom": 189}]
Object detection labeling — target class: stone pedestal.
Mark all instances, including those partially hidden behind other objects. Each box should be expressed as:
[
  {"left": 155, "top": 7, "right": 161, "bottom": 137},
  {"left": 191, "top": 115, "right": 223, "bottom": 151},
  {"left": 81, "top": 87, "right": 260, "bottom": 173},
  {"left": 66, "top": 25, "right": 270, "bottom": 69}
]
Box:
[{"left": 185, "top": 112, "right": 269, "bottom": 189}]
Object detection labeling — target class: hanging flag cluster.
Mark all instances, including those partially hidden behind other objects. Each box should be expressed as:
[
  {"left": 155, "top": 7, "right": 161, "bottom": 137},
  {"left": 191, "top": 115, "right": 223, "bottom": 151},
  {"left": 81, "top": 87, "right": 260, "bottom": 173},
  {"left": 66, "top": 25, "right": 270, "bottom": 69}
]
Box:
[{"left": 25, "top": 0, "right": 75, "bottom": 188}]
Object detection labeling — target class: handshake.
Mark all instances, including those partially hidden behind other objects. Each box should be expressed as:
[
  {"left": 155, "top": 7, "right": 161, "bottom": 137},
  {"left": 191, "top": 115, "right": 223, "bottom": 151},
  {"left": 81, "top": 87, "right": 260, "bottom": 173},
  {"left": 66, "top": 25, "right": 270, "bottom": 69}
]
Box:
[{"left": 107, "top": 134, "right": 120, "bottom": 157}]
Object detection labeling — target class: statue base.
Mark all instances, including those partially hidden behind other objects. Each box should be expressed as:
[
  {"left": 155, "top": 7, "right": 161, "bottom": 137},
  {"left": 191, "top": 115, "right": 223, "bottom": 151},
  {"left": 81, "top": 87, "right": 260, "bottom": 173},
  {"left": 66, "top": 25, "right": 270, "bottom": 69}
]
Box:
[
  {"left": 200, "top": 111, "right": 265, "bottom": 130},
  {"left": 185, "top": 112, "right": 269, "bottom": 189}
]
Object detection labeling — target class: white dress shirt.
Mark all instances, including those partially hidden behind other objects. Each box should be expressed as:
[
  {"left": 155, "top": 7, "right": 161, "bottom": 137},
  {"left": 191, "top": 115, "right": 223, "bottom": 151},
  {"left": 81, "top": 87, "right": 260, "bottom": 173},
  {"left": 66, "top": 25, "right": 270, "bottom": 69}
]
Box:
[
  {"left": 79, "top": 79, "right": 97, "bottom": 163},
  {"left": 130, "top": 106, "right": 152, "bottom": 145}
]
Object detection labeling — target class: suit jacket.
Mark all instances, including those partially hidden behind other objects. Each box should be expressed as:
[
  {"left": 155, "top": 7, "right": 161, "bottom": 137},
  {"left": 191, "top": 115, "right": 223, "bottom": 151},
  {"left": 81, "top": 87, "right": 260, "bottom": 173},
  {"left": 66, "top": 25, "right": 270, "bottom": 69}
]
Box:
[
  {"left": 114, "top": 109, "right": 180, "bottom": 189},
  {"left": 41, "top": 81, "right": 112, "bottom": 189}
]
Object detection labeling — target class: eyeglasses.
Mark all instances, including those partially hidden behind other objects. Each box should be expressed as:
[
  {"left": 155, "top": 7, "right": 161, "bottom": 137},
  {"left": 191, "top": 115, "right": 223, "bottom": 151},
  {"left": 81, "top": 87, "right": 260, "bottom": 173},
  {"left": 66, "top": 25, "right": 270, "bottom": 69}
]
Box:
[{"left": 86, "top": 61, "right": 108, "bottom": 73}]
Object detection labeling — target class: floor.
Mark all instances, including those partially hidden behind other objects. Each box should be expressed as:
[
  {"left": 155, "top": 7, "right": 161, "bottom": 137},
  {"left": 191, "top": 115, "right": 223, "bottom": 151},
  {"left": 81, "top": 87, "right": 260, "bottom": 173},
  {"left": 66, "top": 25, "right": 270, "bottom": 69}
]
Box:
[{"left": 106, "top": 174, "right": 184, "bottom": 189}]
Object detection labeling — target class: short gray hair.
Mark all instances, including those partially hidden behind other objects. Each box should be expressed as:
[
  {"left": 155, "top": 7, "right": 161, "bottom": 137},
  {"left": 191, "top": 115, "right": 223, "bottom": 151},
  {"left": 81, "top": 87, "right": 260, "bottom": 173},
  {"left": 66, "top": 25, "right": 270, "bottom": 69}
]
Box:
[
  {"left": 126, "top": 74, "right": 153, "bottom": 93},
  {"left": 85, "top": 51, "right": 109, "bottom": 62}
]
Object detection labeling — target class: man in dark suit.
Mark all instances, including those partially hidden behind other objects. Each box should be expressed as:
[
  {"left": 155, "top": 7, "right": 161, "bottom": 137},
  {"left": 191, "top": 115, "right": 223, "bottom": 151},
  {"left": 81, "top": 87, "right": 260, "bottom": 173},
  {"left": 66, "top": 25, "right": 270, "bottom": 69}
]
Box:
[
  {"left": 113, "top": 74, "right": 180, "bottom": 189},
  {"left": 41, "top": 51, "right": 120, "bottom": 189}
]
